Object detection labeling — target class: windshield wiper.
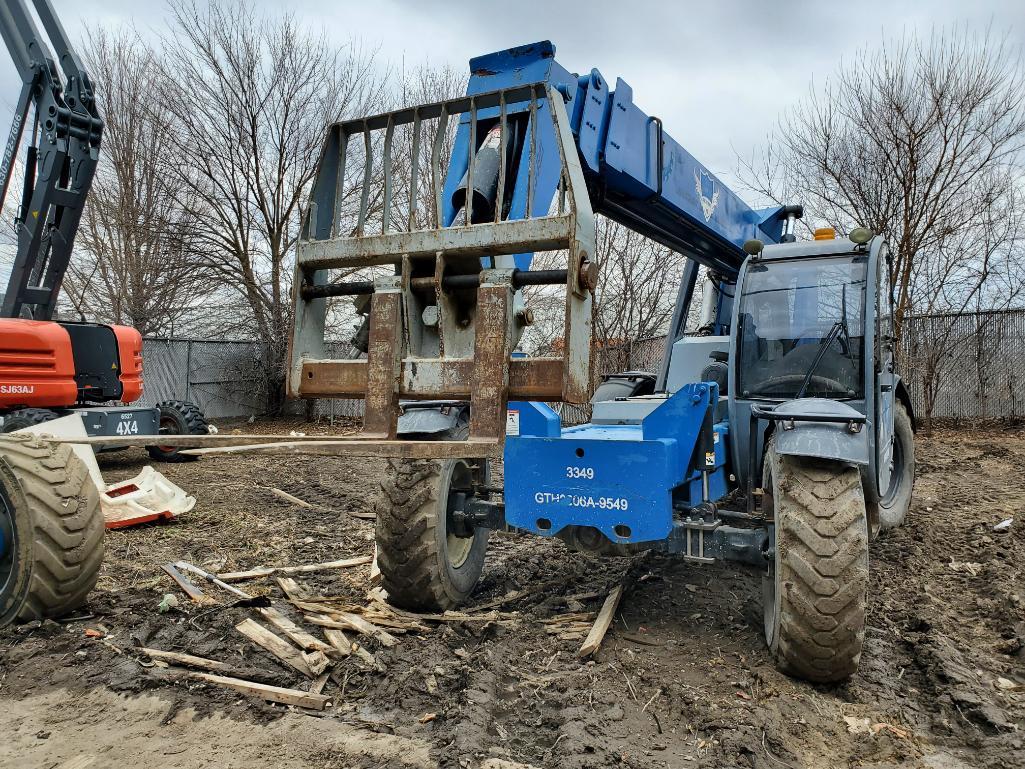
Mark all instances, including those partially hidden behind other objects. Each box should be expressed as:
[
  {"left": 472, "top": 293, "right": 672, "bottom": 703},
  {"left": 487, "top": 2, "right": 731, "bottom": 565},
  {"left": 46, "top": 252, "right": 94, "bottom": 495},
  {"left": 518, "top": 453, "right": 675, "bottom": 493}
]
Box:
[{"left": 795, "top": 283, "right": 854, "bottom": 399}]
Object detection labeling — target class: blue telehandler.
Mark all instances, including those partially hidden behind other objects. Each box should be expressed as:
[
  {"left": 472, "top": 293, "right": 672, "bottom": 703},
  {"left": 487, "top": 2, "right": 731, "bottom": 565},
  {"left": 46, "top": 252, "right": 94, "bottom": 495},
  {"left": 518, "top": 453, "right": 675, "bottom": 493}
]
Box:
[{"left": 287, "top": 41, "right": 916, "bottom": 683}]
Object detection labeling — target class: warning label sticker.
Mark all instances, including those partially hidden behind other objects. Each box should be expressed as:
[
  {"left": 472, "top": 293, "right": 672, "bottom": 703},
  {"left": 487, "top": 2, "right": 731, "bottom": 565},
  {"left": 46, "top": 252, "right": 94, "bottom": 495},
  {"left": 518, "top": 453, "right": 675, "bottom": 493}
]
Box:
[{"left": 506, "top": 409, "right": 520, "bottom": 436}]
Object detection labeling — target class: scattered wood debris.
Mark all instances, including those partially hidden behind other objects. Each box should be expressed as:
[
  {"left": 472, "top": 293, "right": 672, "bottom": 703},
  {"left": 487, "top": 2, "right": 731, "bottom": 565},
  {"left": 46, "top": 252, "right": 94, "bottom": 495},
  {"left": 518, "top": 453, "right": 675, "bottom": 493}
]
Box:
[
  {"left": 322, "top": 628, "right": 352, "bottom": 658},
  {"left": 309, "top": 670, "right": 331, "bottom": 695},
  {"left": 304, "top": 612, "right": 399, "bottom": 647},
  {"left": 541, "top": 612, "right": 597, "bottom": 642},
  {"left": 139, "top": 648, "right": 236, "bottom": 674},
  {"left": 276, "top": 577, "right": 309, "bottom": 601},
  {"left": 235, "top": 618, "right": 317, "bottom": 677},
  {"left": 579, "top": 584, "right": 626, "bottom": 658},
  {"left": 190, "top": 672, "right": 330, "bottom": 710},
  {"left": 175, "top": 561, "right": 253, "bottom": 600},
  {"left": 369, "top": 546, "right": 381, "bottom": 586},
  {"left": 257, "top": 607, "right": 336, "bottom": 655},
  {"left": 218, "top": 556, "right": 372, "bottom": 583},
  {"left": 161, "top": 563, "right": 209, "bottom": 604},
  {"left": 347, "top": 509, "right": 377, "bottom": 521},
  {"left": 269, "top": 487, "right": 315, "bottom": 508}
]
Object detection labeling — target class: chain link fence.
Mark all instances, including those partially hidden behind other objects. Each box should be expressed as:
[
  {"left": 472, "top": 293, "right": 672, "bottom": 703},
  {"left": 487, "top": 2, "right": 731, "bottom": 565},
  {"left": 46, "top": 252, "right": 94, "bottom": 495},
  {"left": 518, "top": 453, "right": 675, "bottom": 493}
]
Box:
[
  {"left": 141, "top": 310, "right": 1025, "bottom": 425},
  {"left": 900, "top": 308, "right": 1025, "bottom": 423}
]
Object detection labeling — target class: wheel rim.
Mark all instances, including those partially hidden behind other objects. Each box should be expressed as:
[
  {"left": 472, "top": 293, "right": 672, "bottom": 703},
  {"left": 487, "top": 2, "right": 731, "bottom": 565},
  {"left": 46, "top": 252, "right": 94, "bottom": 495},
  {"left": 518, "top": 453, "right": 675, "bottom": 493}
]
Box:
[
  {"left": 879, "top": 431, "right": 905, "bottom": 507},
  {"left": 444, "top": 461, "right": 475, "bottom": 569},
  {"left": 0, "top": 481, "right": 17, "bottom": 605},
  {"left": 156, "top": 414, "right": 181, "bottom": 453}
]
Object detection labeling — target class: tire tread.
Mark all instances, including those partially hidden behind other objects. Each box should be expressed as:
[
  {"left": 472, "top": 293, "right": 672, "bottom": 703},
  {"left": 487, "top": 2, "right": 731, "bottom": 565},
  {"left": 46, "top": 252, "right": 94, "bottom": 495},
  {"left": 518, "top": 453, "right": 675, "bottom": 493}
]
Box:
[
  {"left": 0, "top": 434, "right": 104, "bottom": 622},
  {"left": 772, "top": 451, "right": 868, "bottom": 683}
]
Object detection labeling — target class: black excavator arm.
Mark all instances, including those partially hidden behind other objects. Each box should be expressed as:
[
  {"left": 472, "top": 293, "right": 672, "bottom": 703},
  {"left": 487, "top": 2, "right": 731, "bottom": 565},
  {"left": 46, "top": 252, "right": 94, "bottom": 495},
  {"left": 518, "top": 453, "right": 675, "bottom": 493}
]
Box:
[{"left": 0, "top": 0, "right": 102, "bottom": 320}]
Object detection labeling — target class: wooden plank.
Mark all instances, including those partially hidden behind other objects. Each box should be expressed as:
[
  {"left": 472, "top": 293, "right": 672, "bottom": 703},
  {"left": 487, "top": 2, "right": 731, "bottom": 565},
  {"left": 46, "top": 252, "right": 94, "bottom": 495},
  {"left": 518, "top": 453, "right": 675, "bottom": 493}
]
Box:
[
  {"left": 180, "top": 438, "right": 500, "bottom": 459},
  {"left": 369, "top": 546, "right": 381, "bottom": 586},
  {"left": 322, "top": 611, "right": 400, "bottom": 647},
  {"left": 304, "top": 613, "right": 398, "bottom": 647},
  {"left": 302, "top": 649, "right": 331, "bottom": 675},
  {"left": 276, "top": 577, "right": 309, "bottom": 601},
  {"left": 161, "top": 564, "right": 208, "bottom": 604},
  {"left": 139, "top": 647, "right": 234, "bottom": 673},
  {"left": 366, "top": 595, "right": 503, "bottom": 625},
  {"left": 578, "top": 584, "right": 625, "bottom": 658},
  {"left": 219, "top": 556, "right": 373, "bottom": 583},
  {"left": 309, "top": 670, "right": 331, "bottom": 695},
  {"left": 352, "top": 644, "right": 378, "bottom": 668},
  {"left": 257, "top": 607, "right": 335, "bottom": 653},
  {"left": 322, "top": 628, "right": 352, "bottom": 657},
  {"left": 50, "top": 431, "right": 500, "bottom": 459},
  {"left": 293, "top": 599, "right": 344, "bottom": 615},
  {"left": 270, "top": 488, "right": 314, "bottom": 508},
  {"left": 235, "top": 618, "right": 314, "bottom": 677},
  {"left": 190, "top": 672, "right": 330, "bottom": 710},
  {"left": 52, "top": 433, "right": 359, "bottom": 448}
]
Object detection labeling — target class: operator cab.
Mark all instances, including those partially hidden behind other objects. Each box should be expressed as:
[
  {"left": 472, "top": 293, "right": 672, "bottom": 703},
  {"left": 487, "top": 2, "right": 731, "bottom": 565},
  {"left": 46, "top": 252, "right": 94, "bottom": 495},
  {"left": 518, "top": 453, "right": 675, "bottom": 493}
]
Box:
[{"left": 736, "top": 250, "right": 867, "bottom": 401}]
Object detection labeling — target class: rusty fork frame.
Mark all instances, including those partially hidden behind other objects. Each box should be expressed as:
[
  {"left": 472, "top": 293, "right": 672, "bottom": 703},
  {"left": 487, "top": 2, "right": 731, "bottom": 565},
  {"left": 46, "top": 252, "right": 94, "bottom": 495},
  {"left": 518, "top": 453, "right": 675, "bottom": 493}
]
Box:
[{"left": 287, "top": 83, "right": 596, "bottom": 454}]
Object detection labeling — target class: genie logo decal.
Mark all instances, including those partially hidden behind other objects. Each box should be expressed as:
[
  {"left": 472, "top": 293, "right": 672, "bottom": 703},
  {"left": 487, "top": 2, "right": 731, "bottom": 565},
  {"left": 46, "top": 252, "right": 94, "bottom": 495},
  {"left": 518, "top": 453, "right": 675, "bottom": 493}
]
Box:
[{"left": 694, "top": 168, "right": 720, "bottom": 222}]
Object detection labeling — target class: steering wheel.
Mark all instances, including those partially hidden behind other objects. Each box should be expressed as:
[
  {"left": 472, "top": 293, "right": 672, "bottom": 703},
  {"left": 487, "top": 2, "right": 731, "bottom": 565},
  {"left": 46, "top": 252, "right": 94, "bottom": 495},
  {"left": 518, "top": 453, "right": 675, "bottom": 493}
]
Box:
[{"left": 746, "top": 373, "right": 851, "bottom": 397}]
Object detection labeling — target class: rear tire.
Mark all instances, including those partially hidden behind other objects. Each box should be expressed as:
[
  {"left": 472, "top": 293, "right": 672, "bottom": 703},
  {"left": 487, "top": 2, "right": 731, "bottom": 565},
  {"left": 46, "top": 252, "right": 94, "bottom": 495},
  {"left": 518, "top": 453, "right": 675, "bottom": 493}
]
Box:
[
  {"left": 762, "top": 444, "right": 868, "bottom": 683},
  {"left": 376, "top": 458, "right": 489, "bottom": 611},
  {"left": 0, "top": 434, "right": 104, "bottom": 626},
  {"left": 2, "top": 408, "right": 61, "bottom": 433},
  {"left": 872, "top": 402, "right": 915, "bottom": 530},
  {"left": 146, "top": 400, "right": 208, "bottom": 463}
]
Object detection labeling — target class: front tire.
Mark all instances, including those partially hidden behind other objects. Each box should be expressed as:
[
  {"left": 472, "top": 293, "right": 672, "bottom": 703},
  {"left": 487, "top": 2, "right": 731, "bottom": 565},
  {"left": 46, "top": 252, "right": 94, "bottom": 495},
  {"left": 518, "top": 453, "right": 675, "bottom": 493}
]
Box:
[
  {"left": 0, "top": 435, "right": 104, "bottom": 626},
  {"left": 762, "top": 444, "right": 869, "bottom": 683},
  {"left": 146, "top": 400, "right": 208, "bottom": 463},
  {"left": 376, "top": 458, "right": 489, "bottom": 611}
]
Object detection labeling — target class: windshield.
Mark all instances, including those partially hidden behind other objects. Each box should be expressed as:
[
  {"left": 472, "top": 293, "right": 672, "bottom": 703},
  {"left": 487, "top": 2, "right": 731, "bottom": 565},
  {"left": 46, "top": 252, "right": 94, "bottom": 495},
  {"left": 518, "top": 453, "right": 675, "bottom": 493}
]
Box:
[{"left": 737, "top": 255, "right": 867, "bottom": 399}]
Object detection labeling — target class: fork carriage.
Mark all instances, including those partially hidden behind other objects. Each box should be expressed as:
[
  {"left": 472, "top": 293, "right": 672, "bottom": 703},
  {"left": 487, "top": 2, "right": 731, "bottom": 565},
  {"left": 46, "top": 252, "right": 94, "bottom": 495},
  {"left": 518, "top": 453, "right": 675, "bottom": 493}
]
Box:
[{"left": 287, "top": 83, "right": 597, "bottom": 450}]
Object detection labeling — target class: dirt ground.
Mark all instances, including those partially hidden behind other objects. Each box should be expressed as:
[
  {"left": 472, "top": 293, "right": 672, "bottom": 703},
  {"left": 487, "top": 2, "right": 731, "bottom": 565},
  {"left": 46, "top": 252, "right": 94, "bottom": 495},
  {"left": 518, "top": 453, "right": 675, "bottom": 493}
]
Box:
[{"left": 1, "top": 418, "right": 1023, "bottom": 769}]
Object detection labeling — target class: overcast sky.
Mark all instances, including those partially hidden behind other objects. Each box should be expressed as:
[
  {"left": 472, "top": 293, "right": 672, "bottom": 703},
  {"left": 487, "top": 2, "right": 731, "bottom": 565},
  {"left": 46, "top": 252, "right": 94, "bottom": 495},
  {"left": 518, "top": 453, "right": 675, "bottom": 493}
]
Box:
[{"left": 1, "top": 0, "right": 1023, "bottom": 195}]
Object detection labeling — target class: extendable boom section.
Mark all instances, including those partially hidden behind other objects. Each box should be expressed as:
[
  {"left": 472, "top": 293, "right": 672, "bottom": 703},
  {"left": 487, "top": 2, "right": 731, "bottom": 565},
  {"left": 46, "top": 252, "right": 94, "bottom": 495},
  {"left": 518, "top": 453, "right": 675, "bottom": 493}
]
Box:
[{"left": 0, "top": 0, "right": 102, "bottom": 320}]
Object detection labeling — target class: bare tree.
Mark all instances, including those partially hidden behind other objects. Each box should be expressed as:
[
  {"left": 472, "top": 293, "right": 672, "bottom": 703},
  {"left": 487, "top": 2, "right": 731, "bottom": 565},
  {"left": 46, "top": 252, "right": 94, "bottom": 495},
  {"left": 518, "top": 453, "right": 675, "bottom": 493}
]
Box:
[
  {"left": 591, "top": 218, "right": 681, "bottom": 344},
  {"left": 742, "top": 27, "right": 1025, "bottom": 346},
  {"left": 62, "top": 28, "right": 210, "bottom": 335},
  {"left": 323, "top": 61, "right": 466, "bottom": 347},
  {"left": 158, "top": 0, "right": 386, "bottom": 410},
  {"left": 522, "top": 217, "right": 681, "bottom": 364}
]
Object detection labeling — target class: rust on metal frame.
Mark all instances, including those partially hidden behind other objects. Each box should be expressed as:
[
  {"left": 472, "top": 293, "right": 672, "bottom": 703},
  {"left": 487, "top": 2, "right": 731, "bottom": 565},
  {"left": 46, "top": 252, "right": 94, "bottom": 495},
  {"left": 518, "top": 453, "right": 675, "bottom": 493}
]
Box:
[
  {"left": 362, "top": 282, "right": 403, "bottom": 438},
  {"left": 469, "top": 277, "right": 515, "bottom": 441},
  {"left": 297, "top": 357, "right": 564, "bottom": 400}
]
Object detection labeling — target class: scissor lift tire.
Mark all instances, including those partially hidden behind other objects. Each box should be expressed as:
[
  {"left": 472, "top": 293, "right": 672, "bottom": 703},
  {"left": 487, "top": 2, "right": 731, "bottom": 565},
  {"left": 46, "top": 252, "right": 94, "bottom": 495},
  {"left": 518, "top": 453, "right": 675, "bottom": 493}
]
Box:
[
  {"left": 763, "top": 445, "right": 868, "bottom": 683},
  {"left": 146, "top": 400, "right": 209, "bottom": 463},
  {"left": 375, "top": 458, "right": 488, "bottom": 612},
  {"left": 0, "top": 435, "right": 104, "bottom": 626}
]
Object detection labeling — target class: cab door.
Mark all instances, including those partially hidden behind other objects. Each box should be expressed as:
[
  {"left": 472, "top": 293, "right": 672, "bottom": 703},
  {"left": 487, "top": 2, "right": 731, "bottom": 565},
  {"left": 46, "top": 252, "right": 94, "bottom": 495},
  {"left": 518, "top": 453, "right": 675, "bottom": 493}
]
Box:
[{"left": 874, "top": 246, "right": 896, "bottom": 496}]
